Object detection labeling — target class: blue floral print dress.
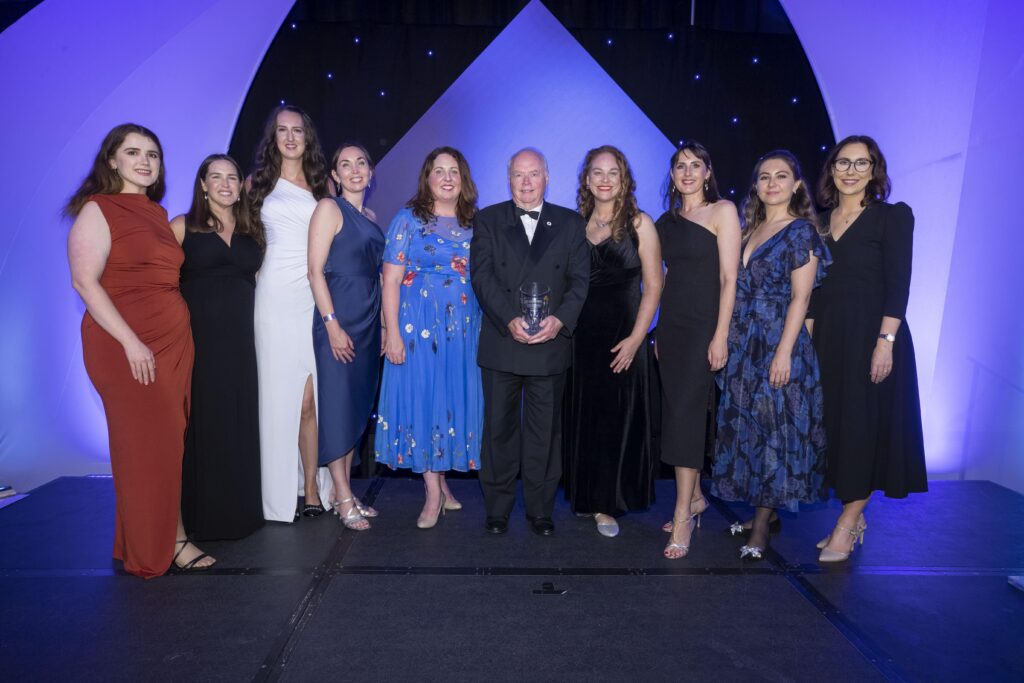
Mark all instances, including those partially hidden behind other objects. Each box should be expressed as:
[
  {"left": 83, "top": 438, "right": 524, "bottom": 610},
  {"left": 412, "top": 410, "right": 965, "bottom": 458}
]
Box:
[
  {"left": 710, "top": 219, "right": 831, "bottom": 511},
  {"left": 374, "top": 208, "right": 483, "bottom": 472}
]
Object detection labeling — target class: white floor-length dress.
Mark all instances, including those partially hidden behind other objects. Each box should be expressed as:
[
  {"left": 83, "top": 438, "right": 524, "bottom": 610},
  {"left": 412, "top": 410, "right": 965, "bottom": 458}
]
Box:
[{"left": 255, "top": 178, "right": 333, "bottom": 522}]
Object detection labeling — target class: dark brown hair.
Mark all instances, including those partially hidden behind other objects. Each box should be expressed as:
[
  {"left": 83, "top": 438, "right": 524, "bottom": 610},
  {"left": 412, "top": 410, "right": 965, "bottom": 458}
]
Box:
[
  {"left": 576, "top": 145, "right": 639, "bottom": 243},
  {"left": 248, "top": 105, "right": 329, "bottom": 227},
  {"left": 407, "top": 146, "right": 478, "bottom": 227},
  {"left": 740, "top": 149, "right": 819, "bottom": 238},
  {"left": 664, "top": 140, "right": 722, "bottom": 212},
  {"left": 64, "top": 123, "right": 165, "bottom": 217},
  {"left": 184, "top": 154, "right": 263, "bottom": 250},
  {"left": 330, "top": 141, "right": 374, "bottom": 197},
  {"left": 817, "top": 134, "right": 892, "bottom": 209}
]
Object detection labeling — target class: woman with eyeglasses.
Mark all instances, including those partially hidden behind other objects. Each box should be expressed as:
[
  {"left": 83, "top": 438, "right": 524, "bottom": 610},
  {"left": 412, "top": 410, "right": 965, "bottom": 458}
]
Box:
[{"left": 806, "top": 135, "right": 927, "bottom": 563}]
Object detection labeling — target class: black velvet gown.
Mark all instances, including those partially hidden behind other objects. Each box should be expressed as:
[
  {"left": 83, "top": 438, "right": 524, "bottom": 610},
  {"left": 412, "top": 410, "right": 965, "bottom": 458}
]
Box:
[
  {"left": 654, "top": 211, "right": 720, "bottom": 470},
  {"left": 180, "top": 229, "right": 265, "bottom": 540},
  {"left": 563, "top": 231, "right": 655, "bottom": 516},
  {"left": 810, "top": 202, "right": 927, "bottom": 500}
]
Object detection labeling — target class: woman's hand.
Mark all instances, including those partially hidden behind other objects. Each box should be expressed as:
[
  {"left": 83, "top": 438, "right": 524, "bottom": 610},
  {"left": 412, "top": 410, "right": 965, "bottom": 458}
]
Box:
[
  {"left": 610, "top": 334, "right": 643, "bottom": 373},
  {"left": 327, "top": 322, "right": 355, "bottom": 363},
  {"left": 768, "top": 350, "right": 792, "bottom": 389},
  {"left": 123, "top": 336, "right": 156, "bottom": 385},
  {"left": 708, "top": 333, "right": 728, "bottom": 371},
  {"left": 870, "top": 341, "right": 893, "bottom": 383},
  {"left": 384, "top": 329, "right": 406, "bottom": 365},
  {"left": 380, "top": 325, "right": 387, "bottom": 356}
]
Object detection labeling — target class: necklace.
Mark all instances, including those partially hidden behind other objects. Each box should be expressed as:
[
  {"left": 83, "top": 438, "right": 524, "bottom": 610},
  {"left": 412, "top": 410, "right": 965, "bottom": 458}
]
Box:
[{"left": 594, "top": 217, "right": 613, "bottom": 230}]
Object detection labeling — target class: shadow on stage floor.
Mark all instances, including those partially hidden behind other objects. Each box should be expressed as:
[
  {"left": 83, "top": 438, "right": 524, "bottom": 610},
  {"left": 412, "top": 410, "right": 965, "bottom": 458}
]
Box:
[{"left": 1, "top": 475, "right": 1022, "bottom": 682}]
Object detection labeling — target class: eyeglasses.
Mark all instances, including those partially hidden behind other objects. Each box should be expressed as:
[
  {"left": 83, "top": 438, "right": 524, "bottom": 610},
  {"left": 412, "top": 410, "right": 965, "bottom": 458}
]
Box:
[{"left": 833, "top": 158, "right": 873, "bottom": 173}]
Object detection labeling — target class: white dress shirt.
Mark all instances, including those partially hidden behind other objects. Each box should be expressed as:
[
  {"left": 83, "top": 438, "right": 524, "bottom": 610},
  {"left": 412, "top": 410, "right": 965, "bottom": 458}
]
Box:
[{"left": 517, "top": 202, "right": 543, "bottom": 244}]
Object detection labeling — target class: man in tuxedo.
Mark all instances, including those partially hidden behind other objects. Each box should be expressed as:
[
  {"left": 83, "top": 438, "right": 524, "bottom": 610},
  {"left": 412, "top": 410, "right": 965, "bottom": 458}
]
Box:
[{"left": 470, "top": 148, "right": 590, "bottom": 536}]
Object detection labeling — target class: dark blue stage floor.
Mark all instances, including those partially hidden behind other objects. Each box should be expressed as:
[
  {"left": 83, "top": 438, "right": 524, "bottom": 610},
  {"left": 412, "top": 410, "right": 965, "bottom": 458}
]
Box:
[{"left": 1, "top": 476, "right": 1022, "bottom": 682}]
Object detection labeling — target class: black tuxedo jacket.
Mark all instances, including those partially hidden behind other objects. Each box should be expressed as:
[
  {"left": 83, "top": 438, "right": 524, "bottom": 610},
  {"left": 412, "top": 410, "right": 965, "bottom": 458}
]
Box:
[{"left": 471, "top": 200, "right": 590, "bottom": 375}]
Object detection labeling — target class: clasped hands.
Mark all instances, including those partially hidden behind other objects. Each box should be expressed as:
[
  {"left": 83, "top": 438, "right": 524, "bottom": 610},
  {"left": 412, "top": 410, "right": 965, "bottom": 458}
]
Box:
[{"left": 508, "top": 315, "right": 563, "bottom": 344}]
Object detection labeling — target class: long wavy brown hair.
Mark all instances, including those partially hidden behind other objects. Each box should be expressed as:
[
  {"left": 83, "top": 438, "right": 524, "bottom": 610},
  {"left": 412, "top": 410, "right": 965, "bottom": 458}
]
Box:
[
  {"left": 184, "top": 154, "right": 263, "bottom": 249},
  {"left": 248, "top": 105, "right": 329, "bottom": 228},
  {"left": 740, "top": 149, "right": 819, "bottom": 239},
  {"left": 817, "top": 134, "right": 892, "bottom": 209},
  {"left": 64, "top": 123, "right": 165, "bottom": 217},
  {"left": 407, "top": 146, "right": 477, "bottom": 227},
  {"left": 576, "top": 145, "right": 639, "bottom": 243},
  {"left": 663, "top": 140, "right": 722, "bottom": 212}
]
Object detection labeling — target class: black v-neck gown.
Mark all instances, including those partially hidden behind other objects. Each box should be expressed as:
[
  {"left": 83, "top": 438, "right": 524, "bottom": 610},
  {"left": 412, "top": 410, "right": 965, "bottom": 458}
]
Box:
[
  {"left": 563, "top": 233, "right": 655, "bottom": 516},
  {"left": 810, "top": 202, "right": 927, "bottom": 500},
  {"left": 180, "top": 229, "right": 265, "bottom": 540}
]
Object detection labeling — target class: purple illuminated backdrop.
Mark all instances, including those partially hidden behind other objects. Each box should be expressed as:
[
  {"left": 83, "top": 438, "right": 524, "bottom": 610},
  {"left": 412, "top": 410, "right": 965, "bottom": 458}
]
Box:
[{"left": 1, "top": 0, "right": 1021, "bottom": 492}]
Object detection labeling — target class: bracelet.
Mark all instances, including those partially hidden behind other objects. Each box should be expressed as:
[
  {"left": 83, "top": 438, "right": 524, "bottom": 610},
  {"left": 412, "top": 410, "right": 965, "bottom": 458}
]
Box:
[
  {"left": 878, "top": 333, "right": 895, "bottom": 343},
  {"left": 323, "top": 313, "right": 337, "bottom": 323}
]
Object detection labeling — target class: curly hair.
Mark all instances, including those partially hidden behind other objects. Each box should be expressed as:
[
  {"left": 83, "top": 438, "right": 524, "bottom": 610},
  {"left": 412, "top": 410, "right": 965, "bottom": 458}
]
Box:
[
  {"left": 247, "top": 105, "right": 329, "bottom": 228},
  {"left": 183, "top": 154, "right": 263, "bottom": 250},
  {"left": 817, "top": 134, "right": 892, "bottom": 209},
  {"left": 663, "top": 140, "right": 721, "bottom": 212},
  {"left": 576, "top": 145, "right": 640, "bottom": 243},
  {"left": 740, "top": 149, "right": 819, "bottom": 238},
  {"left": 406, "top": 146, "right": 478, "bottom": 228},
  {"left": 64, "top": 123, "right": 165, "bottom": 217}
]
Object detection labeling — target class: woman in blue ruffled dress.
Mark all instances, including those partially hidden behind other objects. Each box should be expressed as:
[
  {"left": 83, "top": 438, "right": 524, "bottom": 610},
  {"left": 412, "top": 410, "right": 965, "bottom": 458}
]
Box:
[
  {"left": 375, "top": 147, "right": 482, "bottom": 529},
  {"left": 710, "top": 150, "right": 831, "bottom": 561}
]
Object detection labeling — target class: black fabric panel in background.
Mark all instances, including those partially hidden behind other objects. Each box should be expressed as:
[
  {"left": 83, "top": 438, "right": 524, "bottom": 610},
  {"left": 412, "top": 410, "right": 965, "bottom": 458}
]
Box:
[{"left": 229, "top": 0, "right": 833, "bottom": 206}]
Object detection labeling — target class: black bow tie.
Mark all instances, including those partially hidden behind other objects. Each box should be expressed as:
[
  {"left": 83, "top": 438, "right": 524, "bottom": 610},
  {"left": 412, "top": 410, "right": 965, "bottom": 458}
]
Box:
[{"left": 515, "top": 206, "right": 539, "bottom": 220}]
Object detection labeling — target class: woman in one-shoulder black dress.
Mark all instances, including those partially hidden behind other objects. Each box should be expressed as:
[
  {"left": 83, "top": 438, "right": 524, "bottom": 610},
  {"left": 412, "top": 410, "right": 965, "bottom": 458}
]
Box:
[
  {"left": 808, "top": 136, "right": 927, "bottom": 563},
  {"left": 174, "top": 155, "right": 264, "bottom": 541},
  {"left": 655, "top": 142, "right": 741, "bottom": 559}
]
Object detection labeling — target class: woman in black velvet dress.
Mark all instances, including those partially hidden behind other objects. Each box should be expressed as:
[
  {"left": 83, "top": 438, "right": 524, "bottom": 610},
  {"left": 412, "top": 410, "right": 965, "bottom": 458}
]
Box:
[
  {"left": 563, "top": 145, "right": 662, "bottom": 538},
  {"left": 172, "top": 154, "right": 265, "bottom": 541},
  {"left": 655, "top": 142, "right": 741, "bottom": 559},
  {"left": 807, "top": 136, "right": 927, "bottom": 563}
]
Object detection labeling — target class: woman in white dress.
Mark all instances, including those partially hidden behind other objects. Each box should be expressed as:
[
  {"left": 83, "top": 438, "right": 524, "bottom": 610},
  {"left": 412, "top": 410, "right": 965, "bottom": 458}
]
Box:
[{"left": 250, "top": 105, "right": 334, "bottom": 522}]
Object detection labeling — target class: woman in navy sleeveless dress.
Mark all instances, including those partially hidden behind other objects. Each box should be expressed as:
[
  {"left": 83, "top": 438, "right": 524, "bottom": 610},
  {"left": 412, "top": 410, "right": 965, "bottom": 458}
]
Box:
[
  {"left": 711, "top": 150, "right": 830, "bottom": 562},
  {"left": 655, "top": 141, "right": 741, "bottom": 560},
  {"left": 308, "top": 144, "right": 385, "bottom": 530}
]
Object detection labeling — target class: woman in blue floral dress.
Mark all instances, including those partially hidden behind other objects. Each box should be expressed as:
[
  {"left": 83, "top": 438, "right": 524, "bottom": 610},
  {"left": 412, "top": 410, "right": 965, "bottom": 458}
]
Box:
[
  {"left": 710, "top": 150, "right": 831, "bottom": 561},
  {"left": 375, "top": 147, "right": 482, "bottom": 528}
]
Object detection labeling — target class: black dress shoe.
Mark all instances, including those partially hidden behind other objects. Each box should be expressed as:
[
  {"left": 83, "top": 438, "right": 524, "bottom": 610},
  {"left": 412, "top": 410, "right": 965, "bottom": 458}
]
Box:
[
  {"left": 302, "top": 503, "right": 326, "bottom": 518},
  {"left": 485, "top": 517, "right": 508, "bottom": 535},
  {"left": 528, "top": 516, "right": 555, "bottom": 536}
]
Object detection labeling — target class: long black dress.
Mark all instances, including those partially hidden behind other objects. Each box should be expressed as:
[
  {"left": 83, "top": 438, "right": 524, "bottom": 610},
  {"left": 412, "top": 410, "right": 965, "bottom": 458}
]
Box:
[
  {"left": 180, "top": 229, "right": 264, "bottom": 540},
  {"left": 563, "top": 232, "right": 655, "bottom": 516},
  {"left": 654, "top": 211, "right": 720, "bottom": 470},
  {"left": 809, "top": 202, "right": 927, "bottom": 500}
]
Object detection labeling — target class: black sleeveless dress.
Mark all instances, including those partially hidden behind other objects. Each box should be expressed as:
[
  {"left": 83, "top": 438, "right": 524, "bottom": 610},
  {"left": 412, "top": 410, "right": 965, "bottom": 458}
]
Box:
[
  {"left": 655, "top": 211, "right": 720, "bottom": 470},
  {"left": 563, "top": 232, "right": 655, "bottom": 516},
  {"left": 180, "top": 229, "right": 264, "bottom": 541}
]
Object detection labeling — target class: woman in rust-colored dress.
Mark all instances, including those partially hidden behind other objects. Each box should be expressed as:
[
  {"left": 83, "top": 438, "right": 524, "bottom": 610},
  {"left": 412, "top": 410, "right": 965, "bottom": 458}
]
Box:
[{"left": 66, "top": 123, "right": 214, "bottom": 578}]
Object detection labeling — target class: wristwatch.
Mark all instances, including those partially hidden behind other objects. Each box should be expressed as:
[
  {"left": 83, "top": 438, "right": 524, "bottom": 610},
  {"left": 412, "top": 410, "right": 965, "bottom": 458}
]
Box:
[{"left": 878, "top": 333, "right": 896, "bottom": 343}]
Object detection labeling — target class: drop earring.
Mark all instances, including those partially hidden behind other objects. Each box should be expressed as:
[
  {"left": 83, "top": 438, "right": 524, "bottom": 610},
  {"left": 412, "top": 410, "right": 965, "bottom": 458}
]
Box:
[
  {"left": 203, "top": 192, "right": 208, "bottom": 202},
  {"left": 704, "top": 180, "right": 709, "bottom": 192}
]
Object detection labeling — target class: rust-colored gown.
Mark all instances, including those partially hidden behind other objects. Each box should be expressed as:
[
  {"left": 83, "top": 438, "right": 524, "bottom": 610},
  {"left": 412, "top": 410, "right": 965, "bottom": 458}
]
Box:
[{"left": 80, "top": 193, "right": 193, "bottom": 579}]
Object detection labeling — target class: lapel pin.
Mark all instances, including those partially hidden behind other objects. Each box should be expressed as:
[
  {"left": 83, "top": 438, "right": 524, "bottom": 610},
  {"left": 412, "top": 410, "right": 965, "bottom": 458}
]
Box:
[{"left": 546, "top": 221, "right": 552, "bottom": 226}]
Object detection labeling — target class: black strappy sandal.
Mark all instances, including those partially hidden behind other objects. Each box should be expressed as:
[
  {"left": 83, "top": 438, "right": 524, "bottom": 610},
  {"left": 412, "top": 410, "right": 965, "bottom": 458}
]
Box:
[{"left": 169, "top": 538, "right": 216, "bottom": 573}]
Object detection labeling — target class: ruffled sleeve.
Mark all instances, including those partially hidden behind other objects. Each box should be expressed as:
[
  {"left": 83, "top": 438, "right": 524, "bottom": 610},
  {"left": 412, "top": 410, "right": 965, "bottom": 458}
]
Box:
[
  {"left": 383, "top": 208, "right": 416, "bottom": 267},
  {"left": 787, "top": 219, "right": 832, "bottom": 288},
  {"left": 881, "top": 202, "right": 914, "bottom": 319}
]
